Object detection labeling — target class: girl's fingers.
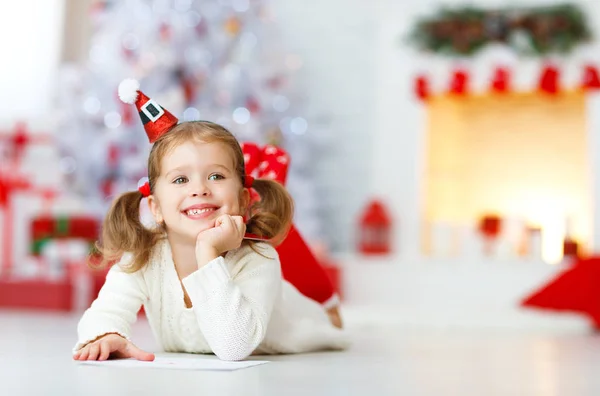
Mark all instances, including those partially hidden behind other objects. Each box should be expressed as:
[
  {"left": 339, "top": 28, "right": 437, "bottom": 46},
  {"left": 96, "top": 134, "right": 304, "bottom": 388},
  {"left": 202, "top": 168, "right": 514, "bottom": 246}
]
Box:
[
  {"left": 87, "top": 343, "right": 100, "bottom": 361},
  {"left": 233, "top": 216, "right": 246, "bottom": 235},
  {"left": 126, "top": 343, "right": 155, "bottom": 361},
  {"left": 98, "top": 341, "right": 111, "bottom": 361},
  {"left": 78, "top": 346, "right": 90, "bottom": 361}
]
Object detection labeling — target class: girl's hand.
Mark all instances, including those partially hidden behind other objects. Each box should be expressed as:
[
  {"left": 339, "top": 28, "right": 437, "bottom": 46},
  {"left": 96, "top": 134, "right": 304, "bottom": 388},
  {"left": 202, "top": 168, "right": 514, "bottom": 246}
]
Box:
[
  {"left": 196, "top": 214, "right": 246, "bottom": 256},
  {"left": 72, "top": 333, "right": 155, "bottom": 361}
]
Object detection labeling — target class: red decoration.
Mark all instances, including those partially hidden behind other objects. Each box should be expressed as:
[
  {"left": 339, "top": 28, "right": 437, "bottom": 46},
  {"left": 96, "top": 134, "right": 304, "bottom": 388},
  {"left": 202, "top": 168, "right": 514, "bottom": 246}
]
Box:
[
  {"left": 31, "top": 216, "right": 99, "bottom": 242},
  {"left": 101, "top": 178, "right": 115, "bottom": 198},
  {"left": 0, "top": 279, "right": 74, "bottom": 311},
  {"left": 539, "top": 65, "right": 560, "bottom": 94},
  {"left": 521, "top": 256, "right": 600, "bottom": 329},
  {"left": 479, "top": 214, "right": 502, "bottom": 238},
  {"left": 449, "top": 69, "right": 469, "bottom": 95},
  {"left": 138, "top": 181, "right": 151, "bottom": 198},
  {"left": 120, "top": 100, "right": 134, "bottom": 126},
  {"left": 563, "top": 238, "right": 580, "bottom": 258},
  {"left": 246, "top": 96, "right": 261, "bottom": 113},
  {"left": 276, "top": 225, "right": 339, "bottom": 304},
  {"left": 0, "top": 177, "right": 7, "bottom": 207},
  {"left": 414, "top": 75, "right": 430, "bottom": 100},
  {"left": 121, "top": 47, "right": 135, "bottom": 61},
  {"left": 182, "top": 77, "right": 196, "bottom": 105},
  {"left": 359, "top": 200, "right": 392, "bottom": 255},
  {"left": 582, "top": 64, "right": 600, "bottom": 90},
  {"left": 160, "top": 23, "right": 172, "bottom": 41},
  {"left": 240, "top": 143, "right": 339, "bottom": 305},
  {"left": 241, "top": 142, "right": 290, "bottom": 185},
  {"left": 491, "top": 66, "right": 511, "bottom": 93},
  {"left": 108, "top": 144, "right": 120, "bottom": 167},
  {"left": 11, "top": 122, "right": 30, "bottom": 159}
]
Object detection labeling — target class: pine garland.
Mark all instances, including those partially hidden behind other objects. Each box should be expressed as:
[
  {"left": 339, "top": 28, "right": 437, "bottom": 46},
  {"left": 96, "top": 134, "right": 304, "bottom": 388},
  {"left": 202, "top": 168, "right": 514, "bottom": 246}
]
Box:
[{"left": 407, "top": 3, "right": 592, "bottom": 56}]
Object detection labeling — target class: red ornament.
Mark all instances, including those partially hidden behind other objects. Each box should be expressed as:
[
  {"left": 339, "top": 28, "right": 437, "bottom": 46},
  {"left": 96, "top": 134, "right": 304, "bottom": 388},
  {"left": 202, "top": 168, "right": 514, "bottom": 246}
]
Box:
[
  {"left": 358, "top": 200, "right": 392, "bottom": 255},
  {"left": 160, "top": 23, "right": 172, "bottom": 41},
  {"left": 479, "top": 214, "right": 502, "bottom": 238},
  {"left": 108, "top": 144, "right": 120, "bottom": 167},
  {"left": 414, "top": 75, "right": 430, "bottom": 100},
  {"left": 0, "top": 177, "right": 7, "bottom": 207},
  {"left": 195, "top": 20, "right": 208, "bottom": 37},
  {"left": 10, "top": 122, "right": 30, "bottom": 161},
  {"left": 539, "top": 65, "right": 560, "bottom": 95},
  {"left": 101, "top": 178, "right": 115, "bottom": 198},
  {"left": 563, "top": 238, "right": 580, "bottom": 258},
  {"left": 246, "top": 96, "right": 261, "bottom": 113},
  {"left": 120, "top": 100, "right": 134, "bottom": 126},
  {"left": 182, "top": 77, "right": 196, "bottom": 105},
  {"left": 582, "top": 64, "right": 600, "bottom": 90},
  {"left": 449, "top": 69, "right": 469, "bottom": 96},
  {"left": 491, "top": 66, "right": 511, "bottom": 93},
  {"left": 121, "top": 47, "right": 135, "bottom": 61}
]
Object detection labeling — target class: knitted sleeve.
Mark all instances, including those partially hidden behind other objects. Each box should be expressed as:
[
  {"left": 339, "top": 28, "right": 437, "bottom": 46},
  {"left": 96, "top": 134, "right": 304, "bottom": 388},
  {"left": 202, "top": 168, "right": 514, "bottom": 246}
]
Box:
[
  {"left": 74, "top": 255, "right": 148, "bottom": 352},
  {"left": 181, "top": 243, "right": 282, "bottom": 361}
]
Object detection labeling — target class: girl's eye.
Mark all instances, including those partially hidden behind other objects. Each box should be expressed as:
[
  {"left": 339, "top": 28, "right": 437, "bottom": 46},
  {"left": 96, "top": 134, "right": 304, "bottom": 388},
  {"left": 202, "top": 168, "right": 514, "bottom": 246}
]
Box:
[
  {"left": 208, "top": 174, "right": 225, "bottom": 181},
  {"left": 172, "top": 176, "right": 188, "bottom": 184}
]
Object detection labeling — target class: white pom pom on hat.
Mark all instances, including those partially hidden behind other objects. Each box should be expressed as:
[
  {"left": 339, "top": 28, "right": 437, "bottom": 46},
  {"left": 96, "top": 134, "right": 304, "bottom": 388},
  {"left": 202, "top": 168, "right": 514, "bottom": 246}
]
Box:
[
  {"left": 118, "top": 78, "right": 140, "bottom": 104},
  {"left": 117, "top": 78, "right": 179, "bottom": 143}
]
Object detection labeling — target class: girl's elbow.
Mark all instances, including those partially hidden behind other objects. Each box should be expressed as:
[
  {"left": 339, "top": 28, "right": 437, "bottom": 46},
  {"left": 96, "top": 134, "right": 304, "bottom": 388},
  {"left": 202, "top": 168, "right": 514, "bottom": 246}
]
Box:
[{"left": 214, "top": 346, "right": 254, "bottom": 361}]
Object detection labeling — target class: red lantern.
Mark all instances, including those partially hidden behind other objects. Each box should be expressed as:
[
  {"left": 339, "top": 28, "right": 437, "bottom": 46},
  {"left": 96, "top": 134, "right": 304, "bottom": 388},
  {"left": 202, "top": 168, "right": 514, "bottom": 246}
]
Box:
[
  {"left": 414, "top": 75, "right": 430, "bottom": 100},
  {"left": 449, "top": 69, "right": 469, "bottom": 96},
  {"left": 539, "top": 65, "right": 560, "bottom": 95},
  {"left": 359, "top": 200, "right": 392, "bottom": 255},
  {"left": 491, "top": 66, "right": 511, "bottom": 93},
  {"left": 582, "top": 64, "right": 600, "bottom": 90}
]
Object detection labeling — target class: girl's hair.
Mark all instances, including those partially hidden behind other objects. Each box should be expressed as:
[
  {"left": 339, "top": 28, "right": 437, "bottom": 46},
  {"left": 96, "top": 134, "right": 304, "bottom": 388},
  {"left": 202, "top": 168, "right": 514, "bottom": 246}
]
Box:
[{"left": 93, "top": 121, "right": 294, "bottom": 272}]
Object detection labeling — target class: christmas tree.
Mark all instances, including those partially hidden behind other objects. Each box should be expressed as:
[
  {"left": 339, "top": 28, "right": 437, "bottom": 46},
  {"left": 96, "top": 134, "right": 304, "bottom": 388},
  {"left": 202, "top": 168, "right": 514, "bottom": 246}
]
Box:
[{"left": 56, "top": 0, "right": 328, "bottom": 243}]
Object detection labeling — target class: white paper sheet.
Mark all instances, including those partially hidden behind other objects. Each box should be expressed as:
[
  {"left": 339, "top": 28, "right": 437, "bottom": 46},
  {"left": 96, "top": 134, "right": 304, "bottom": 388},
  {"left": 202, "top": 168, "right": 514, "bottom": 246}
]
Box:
[{"left": 78, "top": 355, "right": 269, "bottom": 371}]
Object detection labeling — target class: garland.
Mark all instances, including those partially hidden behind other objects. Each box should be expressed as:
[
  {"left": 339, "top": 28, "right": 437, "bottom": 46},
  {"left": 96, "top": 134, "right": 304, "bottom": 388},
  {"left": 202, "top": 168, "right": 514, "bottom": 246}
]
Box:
[{"left": 407, "top": 4, "right": 591, "bottom": 56}]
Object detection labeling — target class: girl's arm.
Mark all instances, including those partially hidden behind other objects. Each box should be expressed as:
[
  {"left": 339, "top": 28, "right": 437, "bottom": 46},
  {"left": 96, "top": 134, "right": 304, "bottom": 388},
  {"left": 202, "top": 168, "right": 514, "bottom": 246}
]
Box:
[
  {"left": 182, "top": 243, "right": 281, "bottom": 361},
  {"left": 74, "top": 255, "right": 148, "bottom": 352}
]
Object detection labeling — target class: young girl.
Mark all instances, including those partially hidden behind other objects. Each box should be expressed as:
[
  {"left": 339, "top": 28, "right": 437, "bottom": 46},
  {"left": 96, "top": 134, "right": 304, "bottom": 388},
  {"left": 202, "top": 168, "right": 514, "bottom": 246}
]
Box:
[{"left": 72, "top": 80, "right": 348, "bottom": 362}]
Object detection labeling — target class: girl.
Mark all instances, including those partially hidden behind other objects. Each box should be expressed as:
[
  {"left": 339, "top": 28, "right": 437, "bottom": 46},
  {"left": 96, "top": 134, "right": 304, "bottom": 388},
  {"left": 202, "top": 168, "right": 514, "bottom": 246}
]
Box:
[{"left": 72, "top": 80, "right": 348, "bottom": 362}]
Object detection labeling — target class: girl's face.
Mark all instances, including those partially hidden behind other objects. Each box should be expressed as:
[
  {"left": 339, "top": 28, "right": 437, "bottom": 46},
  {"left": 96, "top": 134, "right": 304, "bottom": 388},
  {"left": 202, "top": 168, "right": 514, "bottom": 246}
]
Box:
[{"left": 147, "top": 140, "right": 250, "bottom": 244}]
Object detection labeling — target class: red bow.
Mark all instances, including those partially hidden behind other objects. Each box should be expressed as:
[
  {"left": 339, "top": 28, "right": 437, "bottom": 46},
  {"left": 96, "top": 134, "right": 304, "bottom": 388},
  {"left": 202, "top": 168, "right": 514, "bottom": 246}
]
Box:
[{"left": 241, "top": 142, "right": 290, "bottom": 185}]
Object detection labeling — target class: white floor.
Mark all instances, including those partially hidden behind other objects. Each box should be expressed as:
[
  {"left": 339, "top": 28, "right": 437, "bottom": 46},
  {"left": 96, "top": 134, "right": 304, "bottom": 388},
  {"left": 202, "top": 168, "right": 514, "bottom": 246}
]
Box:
[{"left": 2, "top": 309, "right": 600, "bottom": 395}]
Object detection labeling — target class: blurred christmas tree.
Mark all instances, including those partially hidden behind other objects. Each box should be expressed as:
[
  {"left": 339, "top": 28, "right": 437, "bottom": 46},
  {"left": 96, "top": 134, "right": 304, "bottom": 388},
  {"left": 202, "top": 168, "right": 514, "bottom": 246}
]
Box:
[{"left": 56, "top": 0, "right": 328, "bottom": 243}]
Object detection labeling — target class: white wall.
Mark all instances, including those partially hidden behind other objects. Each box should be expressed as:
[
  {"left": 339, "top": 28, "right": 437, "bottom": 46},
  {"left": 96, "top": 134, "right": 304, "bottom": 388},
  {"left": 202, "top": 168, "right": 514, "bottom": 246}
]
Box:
[
  {"left": 0, "top": 0, "right": 65, "bottom": 123},
  {"left": 271, "top": 0, "right": 377, "bottom": 252}
]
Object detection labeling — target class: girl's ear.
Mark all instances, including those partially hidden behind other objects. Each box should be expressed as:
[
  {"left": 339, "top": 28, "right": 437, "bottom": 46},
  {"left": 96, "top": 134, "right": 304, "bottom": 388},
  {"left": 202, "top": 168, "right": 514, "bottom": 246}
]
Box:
[
  {"left": 147, "top": 195, "right": 164, "bottom": 224},
  {"left": 240, "top": 188, "right": 251, "bottom": 214}
]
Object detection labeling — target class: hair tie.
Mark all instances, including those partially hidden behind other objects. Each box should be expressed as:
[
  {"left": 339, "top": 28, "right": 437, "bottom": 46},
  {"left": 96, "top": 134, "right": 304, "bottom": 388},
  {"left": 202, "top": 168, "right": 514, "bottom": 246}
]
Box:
[
  {"left": 244, "top": 175, "right": 254, "bottom": 188},
  {"left": 137, "top": 177, "right": 151, "bottom": 197}
]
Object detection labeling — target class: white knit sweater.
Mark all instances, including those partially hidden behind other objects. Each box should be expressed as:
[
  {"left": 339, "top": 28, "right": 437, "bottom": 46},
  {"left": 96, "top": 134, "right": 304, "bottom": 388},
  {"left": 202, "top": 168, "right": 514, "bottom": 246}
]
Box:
[{"left": 75, "top": 240, "right": 349, "bottom": 361}]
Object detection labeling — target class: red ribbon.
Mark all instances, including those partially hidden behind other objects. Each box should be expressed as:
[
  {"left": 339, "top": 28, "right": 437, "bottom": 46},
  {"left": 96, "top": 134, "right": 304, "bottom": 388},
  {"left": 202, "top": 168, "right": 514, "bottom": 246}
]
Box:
[{"left": 138, "top": 181, "right": 151, "bottom": 197}]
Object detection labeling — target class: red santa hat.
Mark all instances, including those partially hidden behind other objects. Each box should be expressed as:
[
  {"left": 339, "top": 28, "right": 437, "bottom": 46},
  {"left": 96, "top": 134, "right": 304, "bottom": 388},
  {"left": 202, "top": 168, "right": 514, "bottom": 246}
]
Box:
[{"left": 118, "top": 79, "right": 179, "bottom": 143}]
